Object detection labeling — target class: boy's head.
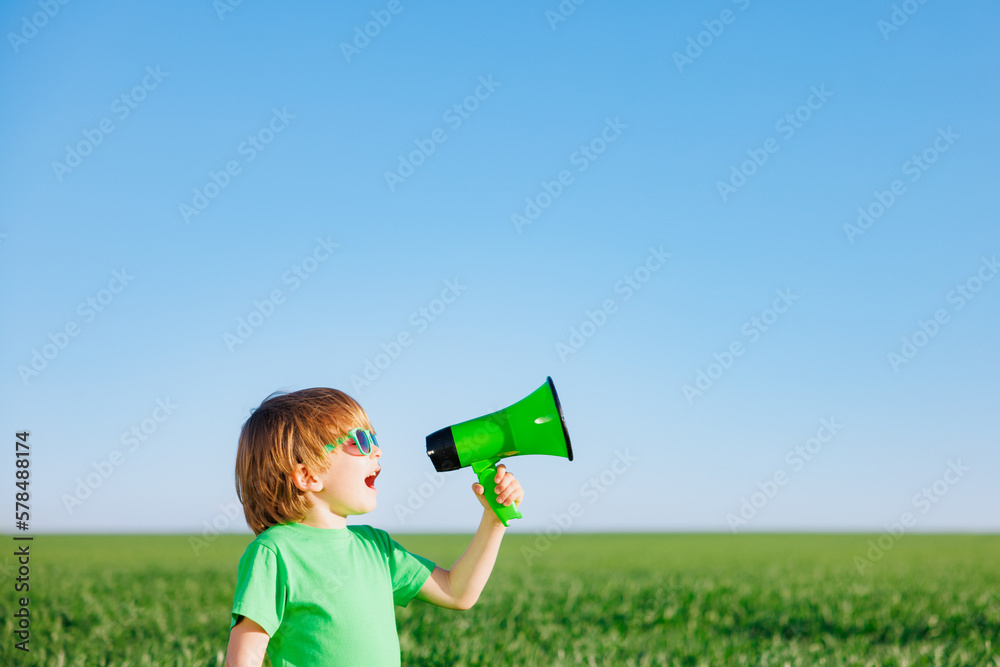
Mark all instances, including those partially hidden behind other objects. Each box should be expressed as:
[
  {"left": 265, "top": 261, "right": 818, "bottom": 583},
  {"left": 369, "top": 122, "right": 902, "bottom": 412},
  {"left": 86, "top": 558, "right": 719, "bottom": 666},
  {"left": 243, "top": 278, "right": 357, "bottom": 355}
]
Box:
[{"left": 236, "top": 387, "right": 381, "bottom": 535}]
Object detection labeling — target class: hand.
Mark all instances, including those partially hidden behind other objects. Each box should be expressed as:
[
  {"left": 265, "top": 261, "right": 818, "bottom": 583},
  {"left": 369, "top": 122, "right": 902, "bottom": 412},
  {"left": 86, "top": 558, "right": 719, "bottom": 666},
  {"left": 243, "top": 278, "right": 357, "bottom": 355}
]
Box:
[{"left": 472, "top": 464, "right": 524, "bottom": 513}]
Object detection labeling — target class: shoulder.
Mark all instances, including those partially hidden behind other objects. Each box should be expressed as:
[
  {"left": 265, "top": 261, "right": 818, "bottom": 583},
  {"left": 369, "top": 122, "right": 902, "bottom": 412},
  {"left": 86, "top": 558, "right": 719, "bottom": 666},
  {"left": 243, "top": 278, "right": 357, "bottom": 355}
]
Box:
[
  {"left": 347, "top": 525, "right": 425, "bottom": 564},
  {"left": 348, "top": 523, "right": 388, "bottom": 542},
  {"left": 348, "top": 524, "right": 393, "bottom": 550},
  {"left": 244, "top": 524, "right": 296, "bottom": 556}
]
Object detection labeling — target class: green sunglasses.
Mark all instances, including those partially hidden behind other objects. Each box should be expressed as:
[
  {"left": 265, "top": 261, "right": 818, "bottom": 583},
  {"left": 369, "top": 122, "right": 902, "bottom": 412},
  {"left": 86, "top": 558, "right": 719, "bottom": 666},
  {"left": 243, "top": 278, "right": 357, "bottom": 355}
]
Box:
[{"left": 325, "top": 428, "right": 380, "bottom": 456}]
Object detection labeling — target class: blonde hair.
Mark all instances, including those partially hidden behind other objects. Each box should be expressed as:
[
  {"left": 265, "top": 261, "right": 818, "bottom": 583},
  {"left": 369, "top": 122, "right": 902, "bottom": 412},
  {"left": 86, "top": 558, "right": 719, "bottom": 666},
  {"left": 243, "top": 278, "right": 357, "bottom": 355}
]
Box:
[{"left": 235, "top": 387, "right": 372, "bottom": 535}]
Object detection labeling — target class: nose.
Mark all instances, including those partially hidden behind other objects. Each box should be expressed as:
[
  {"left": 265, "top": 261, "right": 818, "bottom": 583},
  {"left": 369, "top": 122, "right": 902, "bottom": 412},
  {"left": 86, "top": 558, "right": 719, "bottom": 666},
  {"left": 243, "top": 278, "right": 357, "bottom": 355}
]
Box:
[{"left": 370, "top": 445, "right": 381, "bottom": 459}]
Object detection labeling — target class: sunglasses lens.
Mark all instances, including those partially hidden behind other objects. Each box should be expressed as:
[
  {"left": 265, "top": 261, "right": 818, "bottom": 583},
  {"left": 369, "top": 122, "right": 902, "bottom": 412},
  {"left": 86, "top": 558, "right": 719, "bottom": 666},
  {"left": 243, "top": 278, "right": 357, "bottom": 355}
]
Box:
[{"left": 356, "top": 430, "right": 372, "bottom": 455}]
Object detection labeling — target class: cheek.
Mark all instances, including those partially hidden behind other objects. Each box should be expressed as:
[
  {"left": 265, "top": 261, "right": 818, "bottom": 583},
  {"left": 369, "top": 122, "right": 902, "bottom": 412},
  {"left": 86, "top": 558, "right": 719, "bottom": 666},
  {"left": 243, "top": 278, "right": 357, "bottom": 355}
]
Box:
[{"left": 326, "top": 464, "right": 360, "bottom": 489}]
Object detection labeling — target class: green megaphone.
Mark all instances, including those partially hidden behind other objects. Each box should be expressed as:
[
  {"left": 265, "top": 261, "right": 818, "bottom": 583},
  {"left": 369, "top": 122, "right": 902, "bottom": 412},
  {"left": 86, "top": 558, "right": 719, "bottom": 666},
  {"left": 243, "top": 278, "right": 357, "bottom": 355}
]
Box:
[{"left": 425, "top": 376, "right": 573, "bottom": 526}]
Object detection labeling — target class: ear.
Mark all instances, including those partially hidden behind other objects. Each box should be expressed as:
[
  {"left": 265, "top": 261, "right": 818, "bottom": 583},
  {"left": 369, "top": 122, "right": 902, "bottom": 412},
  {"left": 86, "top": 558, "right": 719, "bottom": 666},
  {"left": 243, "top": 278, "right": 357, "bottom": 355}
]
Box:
[{"left": 292, "top": 463, "right": 322, "bottom": 492}]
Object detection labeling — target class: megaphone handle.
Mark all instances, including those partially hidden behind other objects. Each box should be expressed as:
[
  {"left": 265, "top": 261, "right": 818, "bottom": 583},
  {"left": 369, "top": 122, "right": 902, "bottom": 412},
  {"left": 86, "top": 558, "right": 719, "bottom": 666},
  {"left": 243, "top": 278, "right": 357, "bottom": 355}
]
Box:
[{"left": 472, "top": 459, "right": 523, "bottom": 527}]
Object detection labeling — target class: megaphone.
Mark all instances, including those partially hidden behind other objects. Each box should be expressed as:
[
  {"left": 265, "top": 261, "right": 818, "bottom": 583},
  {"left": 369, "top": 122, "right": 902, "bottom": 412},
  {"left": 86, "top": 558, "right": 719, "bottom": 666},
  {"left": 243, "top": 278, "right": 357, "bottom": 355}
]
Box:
[{"left": 425, "top": 376, "right": 573, "bottom": 526}]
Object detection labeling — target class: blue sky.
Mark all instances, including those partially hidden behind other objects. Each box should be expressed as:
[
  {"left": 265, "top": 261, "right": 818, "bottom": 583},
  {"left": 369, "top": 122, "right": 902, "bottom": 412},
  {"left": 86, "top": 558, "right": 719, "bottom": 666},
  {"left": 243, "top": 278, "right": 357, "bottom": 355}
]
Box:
[{"left": 1, "top": 0, "right": 997, "bottom": 535}]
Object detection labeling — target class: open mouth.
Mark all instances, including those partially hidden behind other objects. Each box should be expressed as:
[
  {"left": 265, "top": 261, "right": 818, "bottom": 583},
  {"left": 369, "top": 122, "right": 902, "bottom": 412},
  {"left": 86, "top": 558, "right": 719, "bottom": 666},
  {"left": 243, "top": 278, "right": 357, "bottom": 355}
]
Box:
[{"left": 365, "top": 468, "right": 380, "bottom": 490}]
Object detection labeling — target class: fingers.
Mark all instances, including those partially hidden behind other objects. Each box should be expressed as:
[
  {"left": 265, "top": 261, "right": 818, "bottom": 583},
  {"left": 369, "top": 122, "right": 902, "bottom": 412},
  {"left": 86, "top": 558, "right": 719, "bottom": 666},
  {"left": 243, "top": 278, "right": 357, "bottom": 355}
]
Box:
[
  {"left": 492, "top": 466, "right": 524, "bottom": 507},
  {"left": 472, "top": 466, "right": 525, "bottom": 507}
]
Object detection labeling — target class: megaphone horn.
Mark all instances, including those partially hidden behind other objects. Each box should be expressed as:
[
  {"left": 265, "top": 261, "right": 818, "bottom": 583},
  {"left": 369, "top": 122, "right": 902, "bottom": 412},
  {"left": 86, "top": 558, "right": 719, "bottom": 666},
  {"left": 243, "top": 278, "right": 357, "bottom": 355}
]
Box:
[{"left": 425, "top": 376, "right": 572, "bottom": 526}]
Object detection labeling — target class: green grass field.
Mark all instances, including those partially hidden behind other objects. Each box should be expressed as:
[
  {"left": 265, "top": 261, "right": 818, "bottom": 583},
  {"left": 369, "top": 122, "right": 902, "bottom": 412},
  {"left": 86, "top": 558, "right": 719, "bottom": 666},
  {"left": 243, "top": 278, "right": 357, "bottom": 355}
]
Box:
[{"left": 1, "top": 533, "right": 997, "bottom": 666}]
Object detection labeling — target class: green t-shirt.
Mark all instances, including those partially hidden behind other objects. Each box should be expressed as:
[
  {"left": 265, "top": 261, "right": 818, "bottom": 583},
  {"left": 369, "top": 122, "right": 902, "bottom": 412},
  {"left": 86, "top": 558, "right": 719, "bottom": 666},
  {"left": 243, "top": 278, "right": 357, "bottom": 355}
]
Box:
[{"left": 230, "top": 522, "right": 436, "bottom": 667}]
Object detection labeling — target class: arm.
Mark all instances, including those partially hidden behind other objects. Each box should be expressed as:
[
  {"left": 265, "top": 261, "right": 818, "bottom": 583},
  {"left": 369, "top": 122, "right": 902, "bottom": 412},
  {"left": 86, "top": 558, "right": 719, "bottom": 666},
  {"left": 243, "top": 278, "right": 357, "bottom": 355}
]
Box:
[
  {"left": 225, "top": 616, "right": 270, "bottom": 667},
  {"left": 416, "top": 464, "right": 524, "bottom": 610}
]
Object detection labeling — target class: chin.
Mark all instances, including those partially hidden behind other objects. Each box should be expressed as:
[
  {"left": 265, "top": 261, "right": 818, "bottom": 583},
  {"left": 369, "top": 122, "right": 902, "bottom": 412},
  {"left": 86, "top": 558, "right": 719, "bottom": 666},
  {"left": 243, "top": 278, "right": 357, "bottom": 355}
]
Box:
[{"left": 353, "top": 499, "right": 377, "bottom": 515}]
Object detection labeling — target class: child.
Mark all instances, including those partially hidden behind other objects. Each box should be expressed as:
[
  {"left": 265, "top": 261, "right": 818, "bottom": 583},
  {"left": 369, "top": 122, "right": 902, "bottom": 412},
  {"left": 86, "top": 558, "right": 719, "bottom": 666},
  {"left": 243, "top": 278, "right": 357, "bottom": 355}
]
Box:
[{"left": 225, "top": 387, "right": 524, "bottom": 667}]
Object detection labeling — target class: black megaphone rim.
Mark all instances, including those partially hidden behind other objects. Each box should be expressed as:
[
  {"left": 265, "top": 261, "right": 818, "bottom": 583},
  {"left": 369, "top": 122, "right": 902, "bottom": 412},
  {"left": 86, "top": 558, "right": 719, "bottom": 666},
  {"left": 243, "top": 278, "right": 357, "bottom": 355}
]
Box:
[{"left": 546, "top": 376, "right": 573, "bottom": 462}]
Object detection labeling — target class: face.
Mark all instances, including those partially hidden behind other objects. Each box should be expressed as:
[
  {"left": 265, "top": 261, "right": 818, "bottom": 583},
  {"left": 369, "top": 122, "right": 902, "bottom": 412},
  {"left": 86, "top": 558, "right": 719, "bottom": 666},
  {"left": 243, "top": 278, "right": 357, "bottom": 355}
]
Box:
[{"left": 308, "top": 429, "right": 382, "bottom": 517}]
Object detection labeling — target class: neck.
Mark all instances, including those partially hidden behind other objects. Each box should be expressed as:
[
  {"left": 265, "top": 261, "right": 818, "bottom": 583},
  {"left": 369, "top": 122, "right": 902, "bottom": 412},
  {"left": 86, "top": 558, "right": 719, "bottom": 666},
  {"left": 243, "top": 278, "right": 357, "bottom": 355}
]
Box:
[{"left": 299, "top": 499, "right": 348, "bottom": 530}]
